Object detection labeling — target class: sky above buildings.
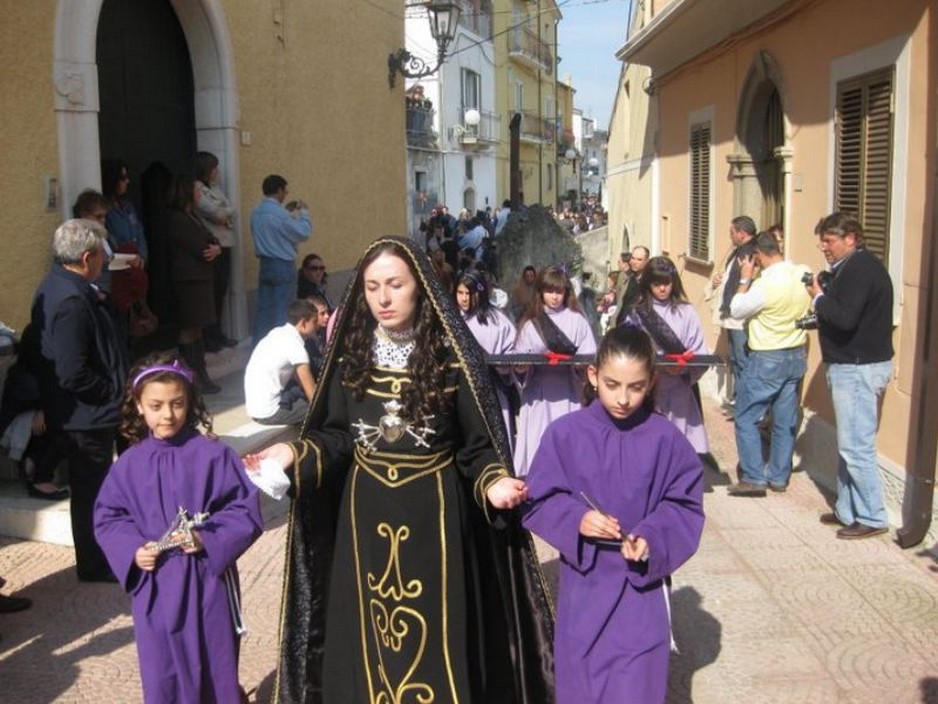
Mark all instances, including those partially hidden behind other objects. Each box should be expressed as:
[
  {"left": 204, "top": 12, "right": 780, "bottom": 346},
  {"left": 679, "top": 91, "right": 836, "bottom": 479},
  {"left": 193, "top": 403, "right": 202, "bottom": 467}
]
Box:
[{"left": 558, "top": 0, "right": 633, "bottom": 131}]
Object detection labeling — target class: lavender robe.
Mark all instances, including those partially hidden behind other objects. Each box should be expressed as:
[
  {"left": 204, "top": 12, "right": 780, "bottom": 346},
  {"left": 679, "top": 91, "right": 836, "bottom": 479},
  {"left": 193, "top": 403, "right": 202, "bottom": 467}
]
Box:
[
  {"left": 463, "top": 308, "right": 517, "bottom": 449},
  {"left": 94, "top": 430, "right": 263, "bottom": 704},
  {"left": 522, "top": 401, "right": 704, "bottom": 704},
  {"left": 513, "top": 306, "right": 597, "bottom": 476},
  {"left": 630, "top": 300, "right": 710, "bottom": 453}
]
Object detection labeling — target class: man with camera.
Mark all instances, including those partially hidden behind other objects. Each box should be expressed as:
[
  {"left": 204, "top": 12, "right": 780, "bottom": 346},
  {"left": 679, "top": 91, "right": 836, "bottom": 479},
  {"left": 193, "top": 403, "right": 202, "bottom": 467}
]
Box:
[
  {"left": 806, "top": 212, "right": 894, "bottom": 539},
  {"left": 726, "top": 231, "right": 811, "bottom": 497},
  {"left": 250, "top": 174, "right": 313, "bottom": 345}
]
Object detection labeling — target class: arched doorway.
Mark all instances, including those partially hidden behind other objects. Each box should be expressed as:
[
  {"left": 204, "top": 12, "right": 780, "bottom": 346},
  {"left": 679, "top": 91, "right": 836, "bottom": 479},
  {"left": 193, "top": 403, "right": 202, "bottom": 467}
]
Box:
[
  {"left": 97, "top": 0, "right": 196, "bottom": 324},
  {"left": 53, "top": 0, "right": 247, "bottom": 338},
  {"left": 730, "top": 51, "right": 791, "bottom": 238}
]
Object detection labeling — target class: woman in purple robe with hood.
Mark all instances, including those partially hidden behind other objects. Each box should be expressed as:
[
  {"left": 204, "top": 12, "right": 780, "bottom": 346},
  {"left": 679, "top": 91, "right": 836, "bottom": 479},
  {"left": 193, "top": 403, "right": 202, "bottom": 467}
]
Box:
[
  {"left": 94, "top": 353, "right": 263, "bottom": 703},
  {"left": 512, "top": 265, "right": 597, "bottom": 476},
  {"left": 455, "top": 269, "right": 517, "bottom": 449},
  {"left": 522, "top": 326, "right": 704, "bottom": 703},
  {"left": 627, "top": 256, "right": 710, "bottom": 453}
]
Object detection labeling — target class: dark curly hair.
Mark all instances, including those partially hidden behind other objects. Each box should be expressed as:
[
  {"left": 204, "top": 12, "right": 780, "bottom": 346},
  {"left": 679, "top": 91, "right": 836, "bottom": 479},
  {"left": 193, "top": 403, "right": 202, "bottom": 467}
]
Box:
[
  {"left": 118, "top": 352, "right": 215, "bottom": 444},
  {"left": 341, "top": 241, "right": 451, "bottom": 423},
  {"left": 456, "top": 269, "right": 496, "bottom": 325}
]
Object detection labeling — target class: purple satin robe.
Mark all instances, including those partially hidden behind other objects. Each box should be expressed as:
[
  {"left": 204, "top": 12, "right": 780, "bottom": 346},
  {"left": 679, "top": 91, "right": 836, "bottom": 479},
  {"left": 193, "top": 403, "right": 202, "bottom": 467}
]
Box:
[
  {"left": 463, "top": 308, "right": 516, "bottom": 450},
  {"left": 513, "top": 306, "right": 597, "bottom": 476},
  {"left": 94, "top": 429, "right": 263, "bottom": 704},
  {"left": 631, "top": 299, "right": 710, "bottom": 453},
  {"left": 522, "top": 401, "right": 704, "bottom": 704}
]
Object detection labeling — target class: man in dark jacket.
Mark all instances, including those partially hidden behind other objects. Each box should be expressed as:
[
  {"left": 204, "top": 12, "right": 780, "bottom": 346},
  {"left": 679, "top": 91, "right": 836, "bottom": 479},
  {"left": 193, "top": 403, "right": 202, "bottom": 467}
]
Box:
[
  {"left": 30, "top": 218, "right": 128, "bottom": 581},
  {"left": 806, "top": 212, "right": 894, "bottom": 540}
]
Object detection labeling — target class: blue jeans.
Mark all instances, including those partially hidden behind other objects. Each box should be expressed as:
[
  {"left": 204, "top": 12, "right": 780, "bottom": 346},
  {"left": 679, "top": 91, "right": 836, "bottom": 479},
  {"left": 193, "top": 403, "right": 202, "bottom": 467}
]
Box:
[
  {"left": 735, "top": 347, "right": 806, "bottom": 487},
  {"left": 826, "top": 361, "right": 892, "bottom": 528},
  {"left": 726, "top": 328, "right": 749, "bottom": 399},
  {"left": 253, "top": 257, "right": 295, "bottom": 344}
]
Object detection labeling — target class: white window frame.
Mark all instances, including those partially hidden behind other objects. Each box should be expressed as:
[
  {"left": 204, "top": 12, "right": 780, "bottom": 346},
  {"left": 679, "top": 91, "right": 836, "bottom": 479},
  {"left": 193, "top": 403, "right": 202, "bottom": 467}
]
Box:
[
  {"left": 828, "top": 35, "right": 910, "bottom": 318},
  {"left": 687, "top": 105, "right": 715, "bottom": 264}
]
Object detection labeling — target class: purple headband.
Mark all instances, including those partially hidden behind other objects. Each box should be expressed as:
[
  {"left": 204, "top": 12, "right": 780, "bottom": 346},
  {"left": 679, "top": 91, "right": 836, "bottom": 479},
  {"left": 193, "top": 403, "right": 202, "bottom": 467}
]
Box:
[{"left": 132, "top": 359, "right": 195, "bottom": 390}]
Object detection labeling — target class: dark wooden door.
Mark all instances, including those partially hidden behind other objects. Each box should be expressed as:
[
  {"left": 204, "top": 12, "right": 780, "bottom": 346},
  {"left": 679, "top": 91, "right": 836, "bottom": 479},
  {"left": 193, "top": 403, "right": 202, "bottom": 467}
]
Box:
[{"left": 97, "top": 0, "right": 196, "bottom": 327}]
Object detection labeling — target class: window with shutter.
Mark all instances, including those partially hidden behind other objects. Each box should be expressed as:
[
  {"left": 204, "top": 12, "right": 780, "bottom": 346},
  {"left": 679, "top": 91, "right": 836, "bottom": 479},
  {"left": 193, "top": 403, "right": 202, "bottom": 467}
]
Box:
[
  {"left": 689, "top": 122, "right": 711, "bottom": 261},
  {"left": 835, "top": 68, "right": 893, "bottom": 263}
]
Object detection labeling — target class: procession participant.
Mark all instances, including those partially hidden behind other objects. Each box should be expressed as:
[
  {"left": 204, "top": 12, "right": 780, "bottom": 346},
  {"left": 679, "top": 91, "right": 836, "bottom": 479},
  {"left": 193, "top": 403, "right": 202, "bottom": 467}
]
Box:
[{"left": 247, "top": 237, "right": 554, "bottom": 703}]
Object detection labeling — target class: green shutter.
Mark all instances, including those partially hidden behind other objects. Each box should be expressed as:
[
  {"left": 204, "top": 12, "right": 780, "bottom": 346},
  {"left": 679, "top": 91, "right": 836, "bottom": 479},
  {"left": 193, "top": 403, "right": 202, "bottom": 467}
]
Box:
[
  {"left": 689, "top": 122, "right": 711, "bottom": 261},
  {"left": 835, "top": 68, "right": 893, "bottom": 263}
]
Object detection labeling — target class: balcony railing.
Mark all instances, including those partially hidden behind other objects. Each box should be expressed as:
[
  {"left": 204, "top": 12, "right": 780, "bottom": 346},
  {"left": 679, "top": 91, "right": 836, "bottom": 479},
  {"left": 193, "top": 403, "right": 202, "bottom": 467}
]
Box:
[
  {"left": 456, "top": 0, "right": 493, "bottom": 38},
  {"left": 509, "top": 27, "right": 553, "bottom": 72},
  {"left": 518, "top": 109, "right": 555, "bottom": 144},
  {"left": 406, "top": 102, "right": 437, "bottom": 148},
  {"left": 456, "top": 108, "right": 501, "bottom": 146}
]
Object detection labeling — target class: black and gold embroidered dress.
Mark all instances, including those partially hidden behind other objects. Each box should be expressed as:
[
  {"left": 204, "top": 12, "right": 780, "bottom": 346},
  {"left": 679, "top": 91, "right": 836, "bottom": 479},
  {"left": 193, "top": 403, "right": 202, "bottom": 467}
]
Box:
[{"left": 273, "top": 238, "right": 554, "bottom": 704}]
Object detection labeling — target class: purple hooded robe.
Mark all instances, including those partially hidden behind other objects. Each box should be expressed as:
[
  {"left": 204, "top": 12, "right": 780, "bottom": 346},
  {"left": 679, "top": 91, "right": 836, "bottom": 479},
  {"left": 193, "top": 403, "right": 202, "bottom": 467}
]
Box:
[
  {"left": 513, "top": 306, "right": 597, "bottom": 476},
  {"left": 94, "top": 429, "right": 263, "bottom": 704},
  {"left": 463, "top": 307, "right": 517, "bottom": 449},
  {"left": 522, "top": 401, "right": 704, "bottom": 704},
  {"left": 630, "top": 299, "right": 710, "bottom": 453}
]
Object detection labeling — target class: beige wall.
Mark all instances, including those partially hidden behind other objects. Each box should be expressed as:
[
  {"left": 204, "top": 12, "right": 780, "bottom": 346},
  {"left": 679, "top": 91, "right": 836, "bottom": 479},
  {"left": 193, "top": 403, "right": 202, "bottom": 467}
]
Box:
[
  {"left": 605, "top": 60, "right": 656, "bottom": 268},
  {"left": 0, "top": 4, "right": 67, "bottom": 331},
  {"left": 223, "top": 0, "right": 405, "bottom": 287},
  {"left": 650, "top": 0, "right": 933, "bottom": 470},
  {"left": 0, "top": 0, "right": 405, "bottom": 333}
]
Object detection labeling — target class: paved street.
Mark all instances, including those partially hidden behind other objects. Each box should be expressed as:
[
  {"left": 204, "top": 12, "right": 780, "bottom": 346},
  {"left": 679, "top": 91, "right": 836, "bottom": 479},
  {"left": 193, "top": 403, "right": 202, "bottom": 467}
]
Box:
[{"left": 1, "top": 368, "right": 936, "bottom": 703}]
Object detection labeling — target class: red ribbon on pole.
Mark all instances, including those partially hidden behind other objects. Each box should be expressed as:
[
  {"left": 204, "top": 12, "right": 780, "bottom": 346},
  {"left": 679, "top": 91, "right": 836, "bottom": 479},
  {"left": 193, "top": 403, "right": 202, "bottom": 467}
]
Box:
[
  {"left": 663, "top": 350, "right": 696, "bottom": 367},
  {"left": 544, "top": 351, "right": 574, "bottom": 366}
]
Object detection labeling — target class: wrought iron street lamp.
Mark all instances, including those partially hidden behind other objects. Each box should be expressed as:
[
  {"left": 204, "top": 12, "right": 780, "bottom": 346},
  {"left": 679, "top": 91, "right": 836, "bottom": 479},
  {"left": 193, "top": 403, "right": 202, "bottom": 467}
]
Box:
[{"left": 388, "top": 2, "right": 462, "bottom": 88}]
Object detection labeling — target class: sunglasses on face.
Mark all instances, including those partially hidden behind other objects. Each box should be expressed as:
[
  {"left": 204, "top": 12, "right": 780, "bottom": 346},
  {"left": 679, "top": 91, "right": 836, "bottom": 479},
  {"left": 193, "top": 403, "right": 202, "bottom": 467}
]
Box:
[{"left": 306, "top": 265, "right": 325, "bottom": 271}]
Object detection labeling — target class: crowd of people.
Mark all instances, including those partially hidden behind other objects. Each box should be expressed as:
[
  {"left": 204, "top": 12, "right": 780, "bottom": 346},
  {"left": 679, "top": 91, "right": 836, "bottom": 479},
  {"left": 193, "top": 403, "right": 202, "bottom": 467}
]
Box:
[{"left": 0, "top": 196, "right": 896, "bottom": 700}]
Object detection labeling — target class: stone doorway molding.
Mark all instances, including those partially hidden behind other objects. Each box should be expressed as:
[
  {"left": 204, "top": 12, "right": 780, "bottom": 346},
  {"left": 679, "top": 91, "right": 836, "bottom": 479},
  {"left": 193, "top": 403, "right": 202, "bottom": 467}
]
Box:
[
  {"left": 52, "top": 0, "right": 248, "bottom": 338},
  {"left": 727, "top": 50, "right": 792, "bottom": 245}
]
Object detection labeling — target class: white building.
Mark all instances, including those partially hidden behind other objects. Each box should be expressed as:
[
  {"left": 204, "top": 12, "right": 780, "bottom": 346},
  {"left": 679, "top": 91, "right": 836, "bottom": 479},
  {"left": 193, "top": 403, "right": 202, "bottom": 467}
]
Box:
[{"left": 404, "top": 1, "right": 500, "bottom": 237}]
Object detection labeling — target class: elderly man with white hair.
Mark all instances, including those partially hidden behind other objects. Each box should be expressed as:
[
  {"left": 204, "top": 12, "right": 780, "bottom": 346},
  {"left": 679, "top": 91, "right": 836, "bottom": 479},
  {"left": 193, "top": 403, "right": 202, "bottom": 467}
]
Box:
[{"left": 29, "top": 218, "right": 128, "bottom": 582}]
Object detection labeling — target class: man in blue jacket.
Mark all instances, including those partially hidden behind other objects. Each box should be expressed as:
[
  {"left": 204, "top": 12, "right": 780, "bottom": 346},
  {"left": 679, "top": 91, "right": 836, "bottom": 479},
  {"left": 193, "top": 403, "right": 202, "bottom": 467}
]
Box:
[
  {"left": 250, "top": 174, "right": 313, "bottom": 344},
  {"left": 30, "top": 218, "right": 128, "bottom": 581}
]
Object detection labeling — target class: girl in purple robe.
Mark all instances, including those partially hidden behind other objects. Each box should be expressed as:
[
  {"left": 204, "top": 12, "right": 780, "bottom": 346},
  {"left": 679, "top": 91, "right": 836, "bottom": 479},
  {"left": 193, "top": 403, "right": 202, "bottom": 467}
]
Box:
[
  {"left": 513, "top": 265, "right": 597, "bottom": 476},
  {"left": 456, "top": 269, "right": 517, "bottom": 449},
  {"left": 627, "top": 256, "right": 710, "bottom": 453},
  {"left": 522, "top": 326, "right": 705, "bottom": 703},
  {"left": 94, "top": 353, "right": 263, "bottom": 704}
]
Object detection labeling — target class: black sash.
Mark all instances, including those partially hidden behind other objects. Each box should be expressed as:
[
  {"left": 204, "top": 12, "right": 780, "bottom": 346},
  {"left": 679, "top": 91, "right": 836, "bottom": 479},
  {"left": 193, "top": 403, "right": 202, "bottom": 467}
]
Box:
[
  {"left": 633, "top": 305, "right": 685, "bottom": 355},
  {"left": 533, "top": 310, "right": 578, "bottom": 355}
]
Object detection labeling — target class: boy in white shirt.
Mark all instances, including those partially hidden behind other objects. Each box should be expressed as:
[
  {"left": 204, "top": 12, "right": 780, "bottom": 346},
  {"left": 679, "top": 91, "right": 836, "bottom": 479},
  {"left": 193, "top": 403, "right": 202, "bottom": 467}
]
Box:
[{"left": 245, "top": 299, "right": 319, "bottom": 425}]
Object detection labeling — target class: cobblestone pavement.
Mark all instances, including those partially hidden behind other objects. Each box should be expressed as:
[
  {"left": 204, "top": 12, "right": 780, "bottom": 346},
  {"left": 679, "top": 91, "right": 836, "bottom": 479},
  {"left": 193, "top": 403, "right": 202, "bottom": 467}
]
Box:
[{"left": 1, "top": 371, "right": 937, "bottom": 703}]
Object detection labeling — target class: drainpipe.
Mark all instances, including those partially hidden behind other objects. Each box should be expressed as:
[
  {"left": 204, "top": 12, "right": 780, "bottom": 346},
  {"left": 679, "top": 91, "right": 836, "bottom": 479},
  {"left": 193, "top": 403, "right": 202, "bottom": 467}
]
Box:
[
  {"left": 897, "top": 193, "right": 938, "bottom": 548},
  {"left": 536, "top": 0, "right": 543, "bottom": 204}
]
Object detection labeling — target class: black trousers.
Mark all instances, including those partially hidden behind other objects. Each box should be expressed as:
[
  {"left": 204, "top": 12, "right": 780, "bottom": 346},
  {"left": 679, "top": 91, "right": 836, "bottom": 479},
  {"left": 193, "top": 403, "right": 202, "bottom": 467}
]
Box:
[
  {"left": 64, "top": 428, "right": 116, "bottom": 580},
  {"left": 207, "top": 247, "right": 232, "bottom": 340}
]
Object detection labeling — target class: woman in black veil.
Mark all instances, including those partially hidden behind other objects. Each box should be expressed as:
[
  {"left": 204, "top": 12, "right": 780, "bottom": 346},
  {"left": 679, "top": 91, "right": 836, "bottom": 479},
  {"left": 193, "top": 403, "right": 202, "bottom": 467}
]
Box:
[{"left": 248, "top": 237, "right": 554, "bottom": 703}]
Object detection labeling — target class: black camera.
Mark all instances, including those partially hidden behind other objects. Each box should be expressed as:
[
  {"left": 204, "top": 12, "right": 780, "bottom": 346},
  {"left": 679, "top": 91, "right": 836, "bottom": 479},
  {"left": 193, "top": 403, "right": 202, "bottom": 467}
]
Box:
[
  {"left": 794, "top": 313, "right": 819, "bottom": 330},
  {"left": 800, "top": 270, "right": 833, "bottom": 292},
  {"left": 795, "top": 271, "right": 833, "bottom": 329}
]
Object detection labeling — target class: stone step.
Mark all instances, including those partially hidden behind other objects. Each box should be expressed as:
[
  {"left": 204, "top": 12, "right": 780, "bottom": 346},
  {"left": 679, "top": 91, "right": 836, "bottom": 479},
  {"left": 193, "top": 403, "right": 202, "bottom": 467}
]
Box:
[
  {"left": 0, "top": 421, "right": 296, "bottom": 546},
  {"left": 0, "top": 343, "right": 301, "bottom": 546}
]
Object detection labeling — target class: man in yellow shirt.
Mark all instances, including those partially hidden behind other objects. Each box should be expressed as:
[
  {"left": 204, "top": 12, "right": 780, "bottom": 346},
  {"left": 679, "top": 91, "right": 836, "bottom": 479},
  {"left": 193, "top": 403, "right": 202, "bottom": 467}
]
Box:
[{"left": 727, "top": 231, "right": 811, "bottom": 496}]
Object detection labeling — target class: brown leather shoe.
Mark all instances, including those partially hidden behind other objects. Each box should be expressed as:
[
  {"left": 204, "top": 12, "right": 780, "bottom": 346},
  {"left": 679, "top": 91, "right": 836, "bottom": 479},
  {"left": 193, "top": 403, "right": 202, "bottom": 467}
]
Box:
[
  {"left": 727, "top": 481, "right": 767, "bottom": 497},
  {"left": 836, "top": 523, "right": 888, "bottom": 540},
  {"left": 819, "top": 512, "right": 844, "bottom": 526}
]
